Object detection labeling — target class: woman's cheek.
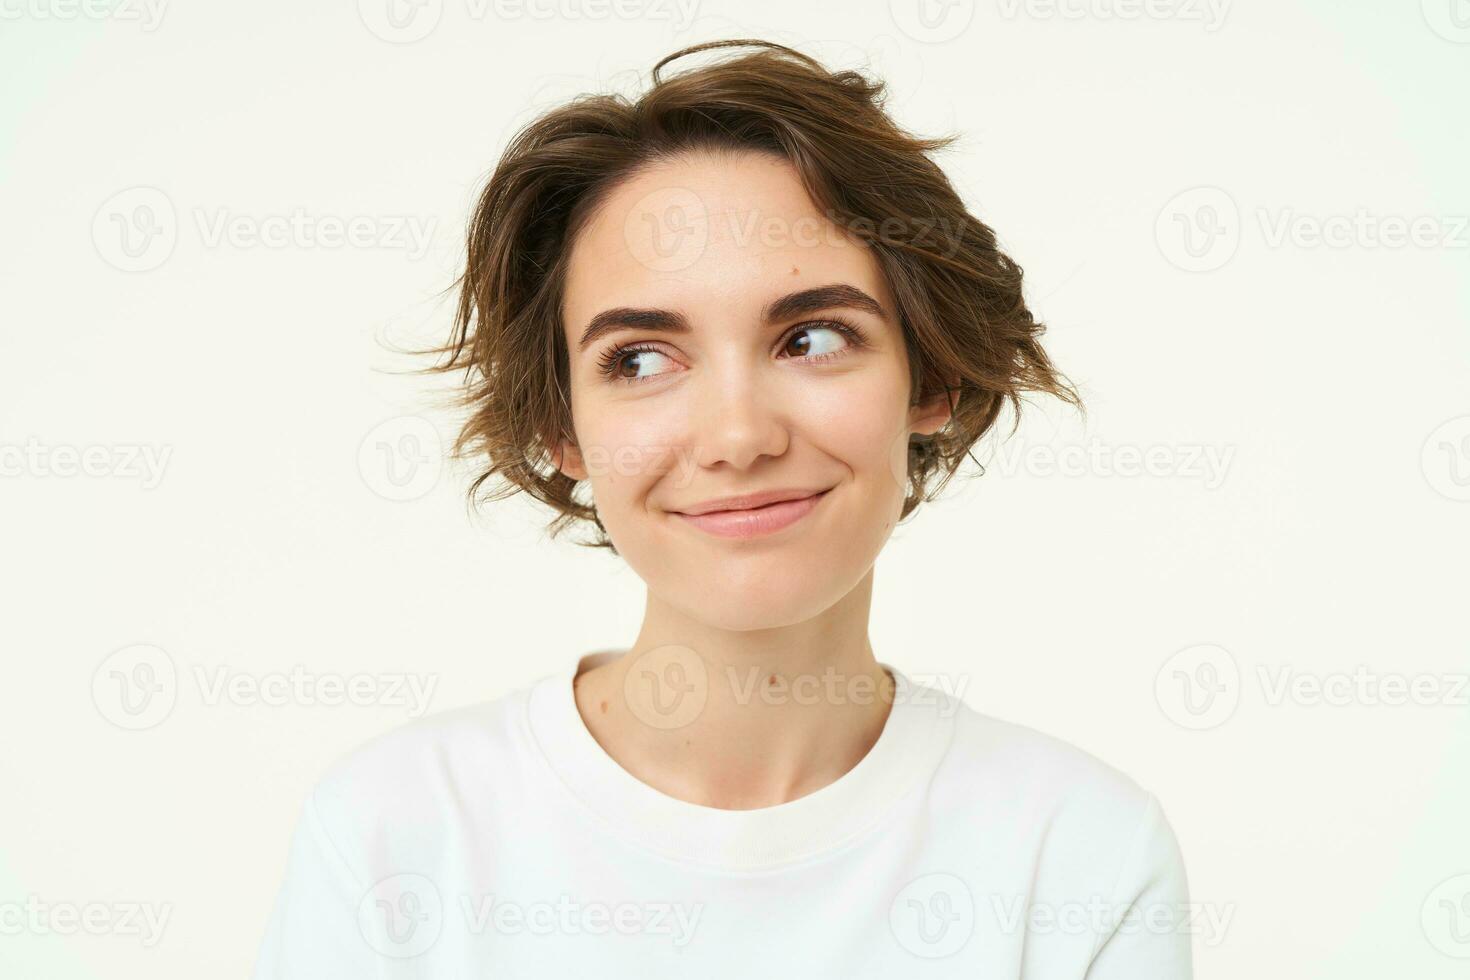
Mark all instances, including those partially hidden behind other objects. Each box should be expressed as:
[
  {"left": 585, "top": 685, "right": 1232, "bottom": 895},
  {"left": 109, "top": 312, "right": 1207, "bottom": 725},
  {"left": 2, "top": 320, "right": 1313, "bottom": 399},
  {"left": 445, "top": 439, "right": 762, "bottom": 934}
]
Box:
[
  {"left": 576, "top": 405, "right": 665, "bottom": 481},
  {"left": 813, "top": 377, "right": 909, "bottom": 479}
]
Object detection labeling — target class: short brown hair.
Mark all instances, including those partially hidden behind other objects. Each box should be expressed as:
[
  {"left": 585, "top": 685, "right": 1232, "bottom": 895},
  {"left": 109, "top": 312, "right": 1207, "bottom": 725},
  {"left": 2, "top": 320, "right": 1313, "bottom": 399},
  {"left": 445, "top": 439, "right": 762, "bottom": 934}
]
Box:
[{"left": 416, "top": 38, "right": 1078, "bottom": 551}]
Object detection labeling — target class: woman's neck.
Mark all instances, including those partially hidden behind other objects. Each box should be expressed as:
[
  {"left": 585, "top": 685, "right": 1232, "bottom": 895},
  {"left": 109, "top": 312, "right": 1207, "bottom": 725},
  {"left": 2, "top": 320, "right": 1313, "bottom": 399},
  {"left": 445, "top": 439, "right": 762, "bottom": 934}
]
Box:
[{"left": 571, "top": 572, "right": 895, "bottom": 810}]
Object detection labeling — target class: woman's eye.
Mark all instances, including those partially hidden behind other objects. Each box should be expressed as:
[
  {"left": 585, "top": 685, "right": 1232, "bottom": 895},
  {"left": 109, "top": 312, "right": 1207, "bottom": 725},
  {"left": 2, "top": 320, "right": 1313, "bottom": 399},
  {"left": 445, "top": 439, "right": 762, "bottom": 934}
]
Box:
[
  {"left": 599, "top": 321, "right": 863, "bottom": 385},
  {"left": 602, "top": 346, "right": 675, "bottom": 382},
  {"left": 782, "top": 322, "right": 860, "bottom": 361}
]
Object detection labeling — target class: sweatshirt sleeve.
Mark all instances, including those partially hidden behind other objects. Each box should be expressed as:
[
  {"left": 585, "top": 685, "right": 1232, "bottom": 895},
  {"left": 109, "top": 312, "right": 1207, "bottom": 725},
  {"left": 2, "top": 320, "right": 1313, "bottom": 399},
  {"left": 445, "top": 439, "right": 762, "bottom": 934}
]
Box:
[
  {"left": 250, "top": 790, "right": 385, "bottom": 980},
  {"left": 1084, "top": 793, "right": 1194, "bottom": 980}
]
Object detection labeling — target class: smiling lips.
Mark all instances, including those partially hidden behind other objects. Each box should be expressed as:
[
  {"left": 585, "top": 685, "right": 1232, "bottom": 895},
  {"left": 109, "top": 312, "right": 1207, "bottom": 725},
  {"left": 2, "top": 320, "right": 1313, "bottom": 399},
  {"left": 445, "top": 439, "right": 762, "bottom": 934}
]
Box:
[{"left": 672, "top": 488, "right": 832, "bottom": 539}]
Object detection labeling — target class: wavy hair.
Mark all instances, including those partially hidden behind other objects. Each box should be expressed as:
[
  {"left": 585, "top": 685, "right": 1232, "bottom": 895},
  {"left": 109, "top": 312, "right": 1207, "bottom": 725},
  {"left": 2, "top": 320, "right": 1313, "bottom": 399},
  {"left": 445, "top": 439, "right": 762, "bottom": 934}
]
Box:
[{"left": 413, "top": 38, "right": 1079, "bottom": 551}]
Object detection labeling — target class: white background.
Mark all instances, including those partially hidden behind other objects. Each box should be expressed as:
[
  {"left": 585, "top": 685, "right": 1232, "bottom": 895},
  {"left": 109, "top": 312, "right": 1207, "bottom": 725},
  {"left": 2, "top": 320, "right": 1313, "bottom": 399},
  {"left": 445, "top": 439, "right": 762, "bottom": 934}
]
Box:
[{"left": 2, "top": 1, "right": 1467, "bottom": 977}]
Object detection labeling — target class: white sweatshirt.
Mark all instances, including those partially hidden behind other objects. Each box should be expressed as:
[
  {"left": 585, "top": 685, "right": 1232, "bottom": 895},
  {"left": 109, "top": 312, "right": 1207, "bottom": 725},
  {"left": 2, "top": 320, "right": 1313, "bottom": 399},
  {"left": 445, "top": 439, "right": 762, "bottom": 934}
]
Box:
[{"left": 251, "top": 652, "right": 1193, "bottom": 978}]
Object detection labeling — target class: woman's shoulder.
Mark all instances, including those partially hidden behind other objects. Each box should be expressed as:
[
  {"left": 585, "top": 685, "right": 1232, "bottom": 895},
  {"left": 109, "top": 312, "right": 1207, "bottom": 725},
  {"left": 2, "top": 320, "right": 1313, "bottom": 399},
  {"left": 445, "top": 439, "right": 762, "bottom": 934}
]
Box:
[
  {"left": 300, "top": 678, "right": 546, "bottom": 845},
  {"left": 911, "top": 693, "right": 1193, "bottom": 974},
  {"left": 924, "top": 695, "right": 1189, "bottom": 916},
  {"left": 929, "top": 692, "right": 1177, "bottom": 847}
]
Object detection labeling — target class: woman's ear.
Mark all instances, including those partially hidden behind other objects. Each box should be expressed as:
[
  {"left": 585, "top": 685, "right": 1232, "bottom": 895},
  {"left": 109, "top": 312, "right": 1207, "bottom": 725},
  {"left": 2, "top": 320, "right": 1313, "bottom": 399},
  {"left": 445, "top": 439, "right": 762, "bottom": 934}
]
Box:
[
  {"left": 551, "top": 434, "right": 588, "bottom": 482},
  {"left": 909, "top": 375, "right": 961, "bottom": 437}
]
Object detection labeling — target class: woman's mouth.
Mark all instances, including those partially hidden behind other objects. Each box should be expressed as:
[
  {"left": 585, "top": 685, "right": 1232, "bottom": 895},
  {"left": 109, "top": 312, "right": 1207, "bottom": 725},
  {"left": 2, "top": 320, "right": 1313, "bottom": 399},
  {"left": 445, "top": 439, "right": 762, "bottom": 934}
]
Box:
[{"left": 672, "top": 488, "right": 832, "bottom": 539}]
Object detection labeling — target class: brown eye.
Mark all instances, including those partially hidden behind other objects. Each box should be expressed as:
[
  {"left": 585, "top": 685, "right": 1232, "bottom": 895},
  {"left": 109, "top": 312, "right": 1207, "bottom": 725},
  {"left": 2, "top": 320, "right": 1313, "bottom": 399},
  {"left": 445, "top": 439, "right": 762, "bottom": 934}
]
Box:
[
  {"left": 782, "top": 321, "right": 860, "bottom": 361},
  {"left": 599, "top": 345, "right": 675, "bottom": 384},
  {"left": 614, "top": 351, "right": 647, "bottom": 378}
]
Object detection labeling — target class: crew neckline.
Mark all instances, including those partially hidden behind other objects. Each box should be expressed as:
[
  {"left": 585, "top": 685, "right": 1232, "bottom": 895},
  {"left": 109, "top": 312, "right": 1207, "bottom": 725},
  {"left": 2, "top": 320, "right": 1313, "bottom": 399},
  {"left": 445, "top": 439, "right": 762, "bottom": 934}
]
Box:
[{"left": 525, "top": 650, "right": 958, "bottom": 872}]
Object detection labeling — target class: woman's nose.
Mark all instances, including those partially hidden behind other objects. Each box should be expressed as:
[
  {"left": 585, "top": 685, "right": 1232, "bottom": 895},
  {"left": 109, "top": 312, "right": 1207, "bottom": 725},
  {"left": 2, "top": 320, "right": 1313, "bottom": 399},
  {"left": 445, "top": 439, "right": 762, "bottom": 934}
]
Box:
[{"left": 684, "top": 357, "right": 790, "bottom": 472}]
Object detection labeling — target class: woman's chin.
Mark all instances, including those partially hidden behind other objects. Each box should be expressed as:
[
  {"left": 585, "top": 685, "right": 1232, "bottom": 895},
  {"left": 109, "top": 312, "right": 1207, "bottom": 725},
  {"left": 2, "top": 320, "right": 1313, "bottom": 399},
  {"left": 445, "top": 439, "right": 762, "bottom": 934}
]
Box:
[{"left": 655, "top": 570, "right": 853, "bottom": 631}]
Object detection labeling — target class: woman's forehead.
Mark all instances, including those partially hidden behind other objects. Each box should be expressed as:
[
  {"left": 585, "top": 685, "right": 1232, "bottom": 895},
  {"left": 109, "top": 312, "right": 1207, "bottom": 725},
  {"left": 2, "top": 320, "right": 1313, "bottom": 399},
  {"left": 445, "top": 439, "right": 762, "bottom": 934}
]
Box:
[{"left": 563, "top": 155, "right": 886, "bottom": 327}]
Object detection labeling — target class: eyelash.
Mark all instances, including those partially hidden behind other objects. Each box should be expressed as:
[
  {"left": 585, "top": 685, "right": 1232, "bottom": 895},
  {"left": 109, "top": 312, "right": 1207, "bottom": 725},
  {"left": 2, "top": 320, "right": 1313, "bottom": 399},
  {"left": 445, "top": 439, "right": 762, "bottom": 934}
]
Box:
[{"left": 595, "top": 318, "right": 870, "bottom": 386}]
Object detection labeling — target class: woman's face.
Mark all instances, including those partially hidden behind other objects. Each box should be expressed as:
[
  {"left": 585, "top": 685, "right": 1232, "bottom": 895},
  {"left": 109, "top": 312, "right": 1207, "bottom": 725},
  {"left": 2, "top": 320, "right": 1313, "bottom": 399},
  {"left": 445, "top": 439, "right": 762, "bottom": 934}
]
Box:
[{"left": 556, "top": 150, "right": 952, "bottom": 630}]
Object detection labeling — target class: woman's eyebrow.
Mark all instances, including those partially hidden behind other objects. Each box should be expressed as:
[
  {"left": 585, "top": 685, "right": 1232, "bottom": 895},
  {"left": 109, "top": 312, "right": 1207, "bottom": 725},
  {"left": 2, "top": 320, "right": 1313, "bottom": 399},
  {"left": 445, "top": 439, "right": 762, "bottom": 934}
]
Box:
[{"left": 576, "top": 283, "right": 888, "bottom": 354}]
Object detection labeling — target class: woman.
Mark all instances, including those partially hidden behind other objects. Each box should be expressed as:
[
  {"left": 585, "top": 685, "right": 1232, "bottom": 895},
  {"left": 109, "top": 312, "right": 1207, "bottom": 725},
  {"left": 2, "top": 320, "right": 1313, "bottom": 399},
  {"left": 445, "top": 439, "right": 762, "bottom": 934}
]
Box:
[{"left": 253, "top": 38, "right": 1192, "bottom": 978}]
